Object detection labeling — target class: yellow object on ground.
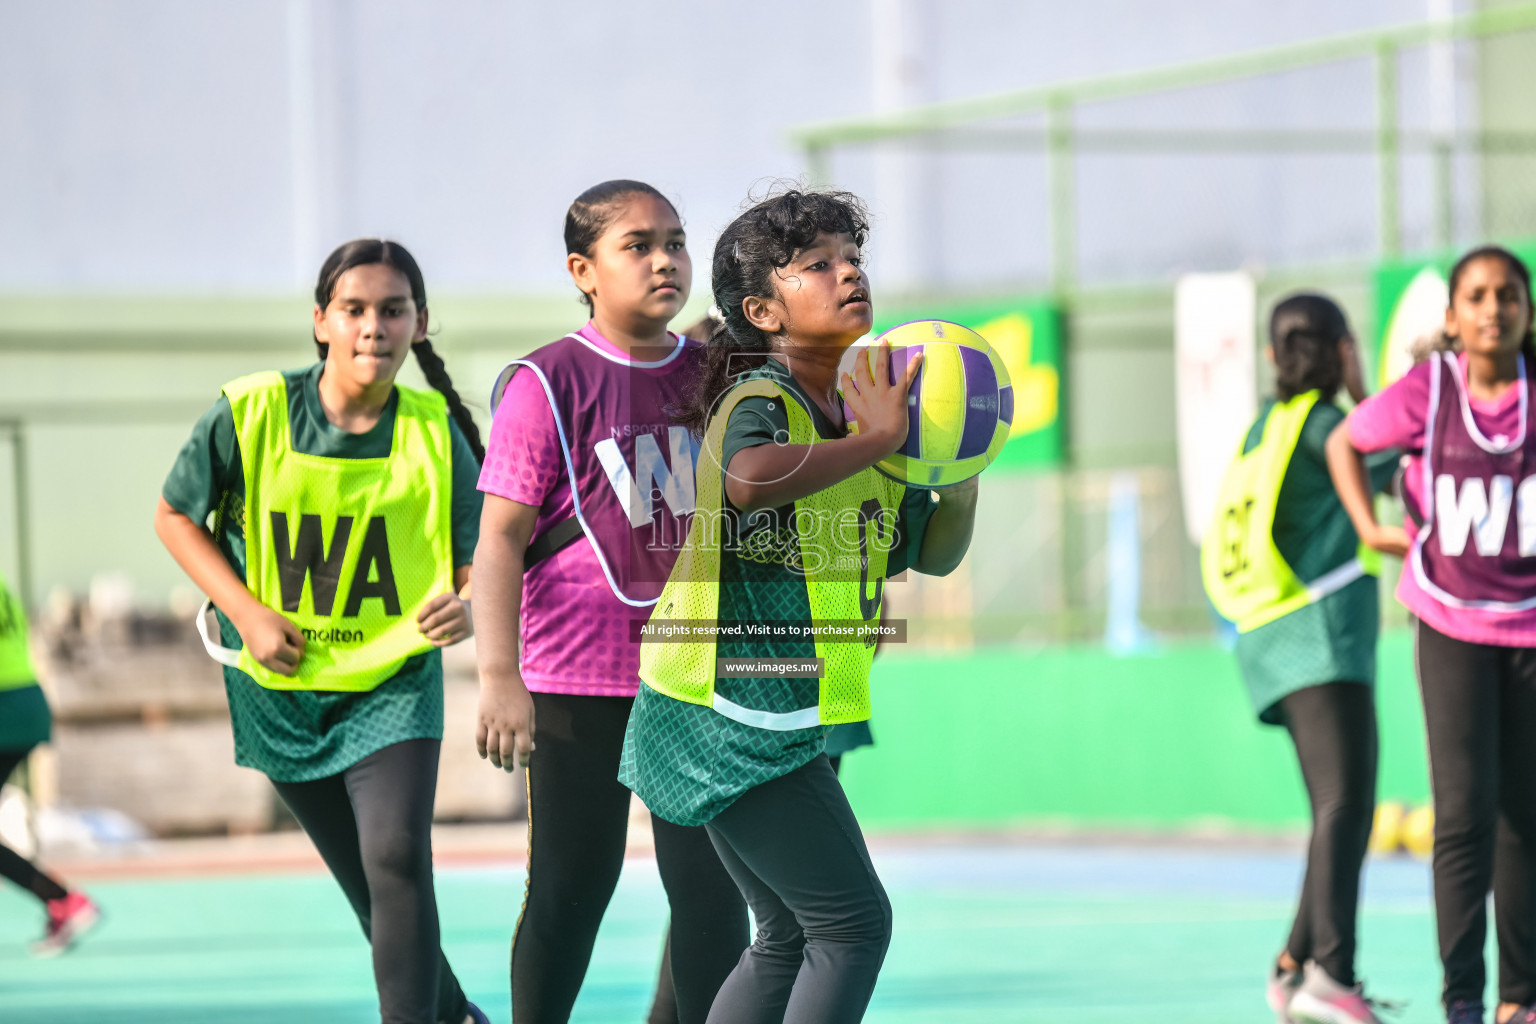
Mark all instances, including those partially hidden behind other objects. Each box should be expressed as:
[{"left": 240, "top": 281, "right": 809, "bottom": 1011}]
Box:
[
  {"left": 1369, "top": 800, "right": 1406, "bottom": 855},
  {"left": 1402, "top": 804, "right": 1435, "bottom": 860}
]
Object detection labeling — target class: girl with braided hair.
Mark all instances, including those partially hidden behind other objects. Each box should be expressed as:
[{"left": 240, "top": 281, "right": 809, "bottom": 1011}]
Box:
[{"left": 154, "top": 239, "right": 491, "bottom": 1024}]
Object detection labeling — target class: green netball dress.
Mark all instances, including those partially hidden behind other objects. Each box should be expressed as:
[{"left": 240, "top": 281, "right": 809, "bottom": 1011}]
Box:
[
  {"left": 162, "top": 363, "right": 482, "bottom": 781},
  {"left": 0, "top": 572, "right": 49, "bottom": 753},
  {"left": 619, "top": 358, "right": 934, "bottom": 826},
  {"left": 1227, "top": 398, "right": 1398, "bottom": 723}
]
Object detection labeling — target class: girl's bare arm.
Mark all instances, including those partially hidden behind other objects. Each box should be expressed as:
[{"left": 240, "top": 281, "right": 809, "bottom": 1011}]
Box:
[{"left": 1325, "top": 421, "right": 1409, "bottom": 557}]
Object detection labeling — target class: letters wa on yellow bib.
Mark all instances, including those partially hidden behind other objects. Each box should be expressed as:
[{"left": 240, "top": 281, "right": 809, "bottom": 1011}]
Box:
[
  {"left": 220, "top": 371, "right": 453, "bottom": 691},
  {"left": 1201, "top": 390, "right": 1379, "bottom": 634},
  {"left": 0, "top": 571, "right": 36, "bottom": 692},
  {"left": 640, "top": 379, "right": 903, "bottom": 729}
]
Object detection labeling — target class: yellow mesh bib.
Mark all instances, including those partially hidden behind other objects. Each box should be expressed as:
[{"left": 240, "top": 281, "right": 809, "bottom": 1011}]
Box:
[
  {"left": 222, "top": 371, "right": 454, "bottom": 691},
  {"left": 1201, "top": 391, "right": 1379, "bottom": 633},
  {"left": 0, "top": 572, "right": 36, "bottom": 692},
  {"left": 640, "top": 379, "right": 903, "bottom": 728}
]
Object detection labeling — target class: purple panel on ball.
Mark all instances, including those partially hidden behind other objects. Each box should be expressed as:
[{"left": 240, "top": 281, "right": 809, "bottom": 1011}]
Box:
[
  {"left": 956, "top": 345, "right": 999, "bottom": 460},
  {"left": 900, "top": 344, "right": 924, "bottom": 458},
  {"left": 998, "top": 384, "right": 1014, "bottom": 426}
]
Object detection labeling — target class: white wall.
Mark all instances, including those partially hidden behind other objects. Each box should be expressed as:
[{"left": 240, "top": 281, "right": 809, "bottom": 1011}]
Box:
[{"left": 0, "top": 0, "right": 1472, "bottom": 295}]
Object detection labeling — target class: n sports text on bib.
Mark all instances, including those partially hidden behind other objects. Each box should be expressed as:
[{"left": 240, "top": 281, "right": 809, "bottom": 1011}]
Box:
[{"left": 489, "top": 331, "right": 702, "bottom": 607}]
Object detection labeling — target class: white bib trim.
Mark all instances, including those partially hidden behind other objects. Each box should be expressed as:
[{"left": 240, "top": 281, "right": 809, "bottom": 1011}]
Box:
[
  {"left": 709, "top": 693, "right": 823, "bottom": 732},
  {"left": 196, "top": 599, "right": 242, "bottom": 668},
  {"left": 1410, "top": 352, "right": 1536, "bottom": 613},
  {"left": 490, "top": 358, "right": 658, "bottom": 609}
]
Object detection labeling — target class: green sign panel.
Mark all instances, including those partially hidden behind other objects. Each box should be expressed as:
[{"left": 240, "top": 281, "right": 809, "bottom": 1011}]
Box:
[{"left": 874, "top": 298, "right": 1064, "bottom": 470}]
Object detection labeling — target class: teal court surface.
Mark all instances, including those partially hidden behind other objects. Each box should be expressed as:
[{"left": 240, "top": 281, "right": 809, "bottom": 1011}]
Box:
[{"left": 0, "top": 841, "right": 1469, "bottom": 1022}]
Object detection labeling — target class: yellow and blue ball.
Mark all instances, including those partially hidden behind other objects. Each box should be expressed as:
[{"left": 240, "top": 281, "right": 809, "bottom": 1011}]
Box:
[{"left": 844, "top": 320, "right": 1014, "bottom": 488}]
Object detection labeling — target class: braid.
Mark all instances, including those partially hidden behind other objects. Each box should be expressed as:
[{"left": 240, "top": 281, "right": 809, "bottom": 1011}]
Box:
[
  {"left": 411, "top": 340, "right": 485, "bottom": 464},
  {"left": 676, "top": 318, "right": 770, "bottom": 436}
]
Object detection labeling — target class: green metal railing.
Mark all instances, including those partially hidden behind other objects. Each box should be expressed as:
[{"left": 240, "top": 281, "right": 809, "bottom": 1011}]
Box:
[{"left": 790, "top": 3, "right": 1536, "bottom": 296}]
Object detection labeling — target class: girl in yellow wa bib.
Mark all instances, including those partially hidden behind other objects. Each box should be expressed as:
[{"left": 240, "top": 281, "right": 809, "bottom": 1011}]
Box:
[{"left": 155, "top": 240, "right": 490, "bottom": 1024}]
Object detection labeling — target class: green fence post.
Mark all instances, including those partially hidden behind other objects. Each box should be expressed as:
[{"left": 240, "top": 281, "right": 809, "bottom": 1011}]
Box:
[
  {"left": 806, "top": 144, "right": 831, "bottom": 189},
  {"left": 1434, "top": 138, "right": 1454, "bottom": 250},
  {"left": 1377, "top": 41, "right": 1401, "bottom": 257},
  {"left": 1048, "top": 96, "right": 1077, "bottom": 298},
  {"left": 2, "top": 421, "right": 31, "bottom": 610}
]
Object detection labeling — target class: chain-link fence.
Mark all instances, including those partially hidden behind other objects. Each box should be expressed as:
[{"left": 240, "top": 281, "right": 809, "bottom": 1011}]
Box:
[{"left": 795, "top": 6, "right": 1536, "bottom": 297}]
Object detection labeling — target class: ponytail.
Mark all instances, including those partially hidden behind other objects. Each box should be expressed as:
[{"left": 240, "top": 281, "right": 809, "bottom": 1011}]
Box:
[
  {"left": 1269, "top": 293, "right": 1349, "bottom": 403},
  {"left": 411, "top": 339, "right": 485, "bottom": 464},
  {"left": 676, "top": 316, "right": 771, "bottom": 437}
]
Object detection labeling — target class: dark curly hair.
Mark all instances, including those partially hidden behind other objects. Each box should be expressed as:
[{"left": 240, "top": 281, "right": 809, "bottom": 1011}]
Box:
[
  {"left": 674, "top": 188, "right": 870, "bottom": 436},
  {"left": 313, "top": 238, "right": 484, "bottom": 464}
]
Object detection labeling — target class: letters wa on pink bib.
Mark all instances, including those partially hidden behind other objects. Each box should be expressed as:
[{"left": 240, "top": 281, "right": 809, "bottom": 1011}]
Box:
[
  {"left": 478, "top": 324, "right": 701, "bottom": 696},
  {"left": 1349, "top": 351, "right": 1536, "bottom": 646}
]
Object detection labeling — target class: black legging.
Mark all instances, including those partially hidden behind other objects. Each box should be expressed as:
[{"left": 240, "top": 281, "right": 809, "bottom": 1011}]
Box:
[
  {"left": 1276, "top": 682, "right": 1378, "bottom": 987},
  {"left": 270, "top": 738, "right": 468, "bottom": 1024},
  {"left": 1415, "top": 619, "right": 1536, "bottom": 1008},
  {"left": 646, "top": 753, "right": 851, "bottom": 1022},
  {"left": 512, "top": 692, "right": 747, "bottom": 1024},
  {"left": 0, "top": 748, "right": 68, "bottom": 904},
  {"left": 703, "top": 754, "right": 892, "bottom": 1024}
]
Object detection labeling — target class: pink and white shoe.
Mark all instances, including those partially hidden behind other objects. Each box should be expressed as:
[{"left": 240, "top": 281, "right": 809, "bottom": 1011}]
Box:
[
  {"left": 31, "top": 890, "right": 100, "bottom": 958},
  {"left": 1268, "top": 963, "right": 1303, "bottom": 1023},
  {"left": 1289, "top": 961, "right": 1399, "bottom": 1024}
]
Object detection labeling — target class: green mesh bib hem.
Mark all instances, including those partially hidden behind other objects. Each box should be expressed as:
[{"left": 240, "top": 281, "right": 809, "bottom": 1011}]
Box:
[
  {"left": 217, "top": 610, "right": 443, "bottom": 783},
  {"left": 0, "top": 684, "right": 51, "bottom": 752},
  {"left": 160, "top": 363, "right": 476, "bottom": 784},
  {"left": 1237, "top": 575, "right": 1380, "bottom": 725},
  {"left": 619, "top": 681, "right": 825, "bottom": 827}
]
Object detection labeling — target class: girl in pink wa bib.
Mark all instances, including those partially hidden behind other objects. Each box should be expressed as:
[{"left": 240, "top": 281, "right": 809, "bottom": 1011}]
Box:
[
  {"left": 1330, "top": 246, "right": 1536, "bottom": 1024},
  {"left": 473, "top": 181, "right": 747, "bottom": 1024}
]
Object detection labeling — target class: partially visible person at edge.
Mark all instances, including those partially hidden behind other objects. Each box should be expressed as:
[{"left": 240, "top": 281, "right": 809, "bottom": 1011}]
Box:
[
  {"left": 472, "top": 180, "right": 748, "bottom": 1024},
  {"left": 1202, "top": 293, "right": 1398, "bottom": 1024},
  {"left": 0, "top": 571, "right": 100, "bottom": 957},
  {"left": 622, "top": 187, "right": 980, "bottom": 1024},
  {"left": 154, "top": 239, "right": 491, "bottom": 1024},
  {"left": 1328, "top": 245, "right": 1536, "bottom": 1024}
]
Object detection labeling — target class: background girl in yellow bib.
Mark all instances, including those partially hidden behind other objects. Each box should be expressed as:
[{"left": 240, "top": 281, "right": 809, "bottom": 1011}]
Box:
[
  {"left": 1202, "top": 294, "right": 1398, "bottom": 1024},
  {"left": 0, "top": 570, "right": 100, "bottom": 957},
  {"left": 154, "top": 239, "right": 491, "bottom": 1024},
  {"left": 621, "top": 189, "right": 981, "bottom": 1024}
]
